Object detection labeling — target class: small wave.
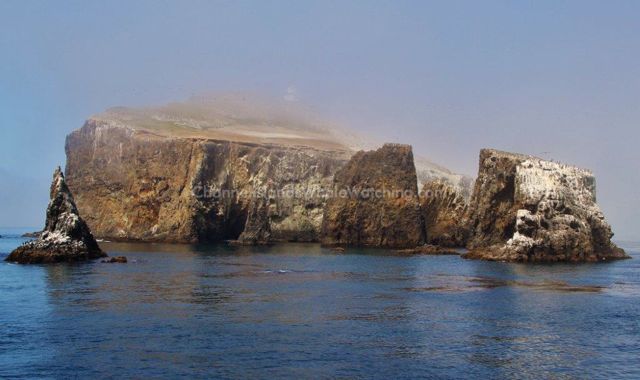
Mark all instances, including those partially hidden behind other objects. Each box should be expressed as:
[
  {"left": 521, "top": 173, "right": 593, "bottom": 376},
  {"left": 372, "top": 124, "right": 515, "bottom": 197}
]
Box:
[{"left": 257, "top": 269, "right": 293, "bottom": 274}]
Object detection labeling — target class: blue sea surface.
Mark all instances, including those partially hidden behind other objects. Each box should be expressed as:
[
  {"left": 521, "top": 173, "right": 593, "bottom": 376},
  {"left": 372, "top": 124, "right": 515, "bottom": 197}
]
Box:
[{"left": 1, "top": 227, "right": 639, "bottom": 379}]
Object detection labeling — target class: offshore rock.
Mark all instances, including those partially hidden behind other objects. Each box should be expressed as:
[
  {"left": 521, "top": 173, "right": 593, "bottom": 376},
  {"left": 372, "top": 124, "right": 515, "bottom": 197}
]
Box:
[
  {"left": 320, "top": 144, "right": 425, "bottom": 248},
  {"left": 464, "top": 149, "right": 628, "bottom": 262},
  {"left": 21, "top": 231, "right": 42, "bottom": 238},
  {"left": 6, "top": 168, "right": 105, "bottom": 264},
  {"left": 420, "top": 180, "right": 469, "bottom": 247}
]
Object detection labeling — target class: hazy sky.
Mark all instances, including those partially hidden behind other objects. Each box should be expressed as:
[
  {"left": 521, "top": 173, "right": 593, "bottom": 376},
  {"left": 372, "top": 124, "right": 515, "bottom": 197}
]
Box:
[{"left": 1, "top": 1, "right": 638, "bottom": 239}]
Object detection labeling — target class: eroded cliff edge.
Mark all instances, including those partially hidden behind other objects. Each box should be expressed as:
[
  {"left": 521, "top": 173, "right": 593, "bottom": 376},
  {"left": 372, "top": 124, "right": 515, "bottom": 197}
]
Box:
[{"left": 464, "top": 149, "right": 627, "bottom": 262}]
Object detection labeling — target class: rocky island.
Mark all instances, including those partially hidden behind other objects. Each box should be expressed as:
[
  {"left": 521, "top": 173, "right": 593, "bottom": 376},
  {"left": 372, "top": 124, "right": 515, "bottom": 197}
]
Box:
[
  {"left": 464, "top": 149, "right": 628, "bottom": 262},
  {"left": 6, "top": 167, "right": 105, "bottom": 264},
  {"left": 63, "top": 95, "right": 469, "bottom": 244},
  {"left": 24, "top": 95, "right": 623, "bottom": 264}
]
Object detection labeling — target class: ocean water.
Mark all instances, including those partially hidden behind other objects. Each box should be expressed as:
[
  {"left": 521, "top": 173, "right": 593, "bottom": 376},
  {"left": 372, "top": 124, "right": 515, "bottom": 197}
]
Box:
[{"left": 1, "top": 228, "right": 639, "bottom": 379}]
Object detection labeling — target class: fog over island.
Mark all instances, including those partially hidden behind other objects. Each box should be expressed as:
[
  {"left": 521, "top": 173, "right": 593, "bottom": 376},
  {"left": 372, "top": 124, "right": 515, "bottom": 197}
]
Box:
[{"left": 1, "top": 1, "right": 638, "bottom": 240}]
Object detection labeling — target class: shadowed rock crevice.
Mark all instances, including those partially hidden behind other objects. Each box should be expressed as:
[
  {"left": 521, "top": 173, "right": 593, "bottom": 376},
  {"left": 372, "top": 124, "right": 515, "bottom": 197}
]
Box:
[
  {"left": 236, "top": 194, "right": 272, "bottom": 245},
  {"left": 420, "top": 180, "right": 469, "bottom": 247}
]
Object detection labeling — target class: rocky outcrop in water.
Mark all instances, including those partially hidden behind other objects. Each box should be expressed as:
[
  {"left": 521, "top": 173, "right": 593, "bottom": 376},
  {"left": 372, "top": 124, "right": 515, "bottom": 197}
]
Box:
[
  {"left": 464, "top": 149, "right": 627, "bottom": 262},
  {"left": 61, "top": 97, "right": 625, "bottom": 260},
  {"left": 420, "top": 180, "right": 469, "bottom": 247},
  {"left": 63, "top": 97, "right": 469, "bottom": 244},
  {"left": 21, "top": 231, "right": 42, "bottom": 238},
  {"left": 6, "top": 168, "right": 105, "bottom": 264},
  {"left": 320, "top": 144, "right": 424, "bottom": 248}
]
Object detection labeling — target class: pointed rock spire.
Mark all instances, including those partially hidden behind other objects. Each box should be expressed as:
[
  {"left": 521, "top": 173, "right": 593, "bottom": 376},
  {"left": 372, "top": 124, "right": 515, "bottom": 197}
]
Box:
[{"left": 6, "top": 167, "right": 106, "bottom": 264}]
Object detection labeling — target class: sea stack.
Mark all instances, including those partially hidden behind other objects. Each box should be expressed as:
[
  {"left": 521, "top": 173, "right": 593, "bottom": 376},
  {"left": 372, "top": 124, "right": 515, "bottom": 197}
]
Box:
[
  {"left": 320, "top": 143, "right": 424, "bottom": 248},
  {"left": 6, "top": 167, "right": 106, "bottom": 264},
  {"left": 464, "top": 149, "right": 628, "bottom": 262}
]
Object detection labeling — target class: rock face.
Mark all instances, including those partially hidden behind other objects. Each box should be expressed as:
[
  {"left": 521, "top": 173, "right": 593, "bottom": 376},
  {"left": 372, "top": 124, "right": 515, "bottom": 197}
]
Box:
[
  {"left": 464, "top": 149, "right": 627, "bottom": 262},
  {"left": 236, "top": 194, "right": 272, "bottom": 245},
  {"left": 6, "top": 168, "right": 105, "bottom": 264},
  {"left": 65, "top": 118, "right": 349, "bottom": 243},
  {"left": 320, "top": 144, "right": 425, "bottom": 248},
  {"left": 420, "top": 180, "right": 469, "bottom": 247}
]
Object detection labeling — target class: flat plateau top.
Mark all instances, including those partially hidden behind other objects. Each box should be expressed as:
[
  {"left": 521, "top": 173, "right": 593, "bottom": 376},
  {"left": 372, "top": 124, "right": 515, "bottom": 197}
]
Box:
[{"left": 90, "top": 95, "right": 354, "bottom": 153}]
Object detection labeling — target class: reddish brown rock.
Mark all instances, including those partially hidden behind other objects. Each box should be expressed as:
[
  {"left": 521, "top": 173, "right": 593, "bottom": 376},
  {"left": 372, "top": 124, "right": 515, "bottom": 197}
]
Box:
[
  {"left": 65, "top": 119, "right": 348, "bottom": 243},
  {"left": 320, "top": 144, "right": 425, "bottom": 248}
]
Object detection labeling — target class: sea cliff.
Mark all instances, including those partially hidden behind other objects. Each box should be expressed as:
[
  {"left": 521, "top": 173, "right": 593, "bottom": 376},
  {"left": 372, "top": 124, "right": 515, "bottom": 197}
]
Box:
[
  {"left": 65, "top": 119, "right": 348, "bottom": 243},
  {"left": 61, "top": 97, "right": 625, "bottom": 262},
  {"left": 64, "top": 97, "right": 468, "bottom": 243}
]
